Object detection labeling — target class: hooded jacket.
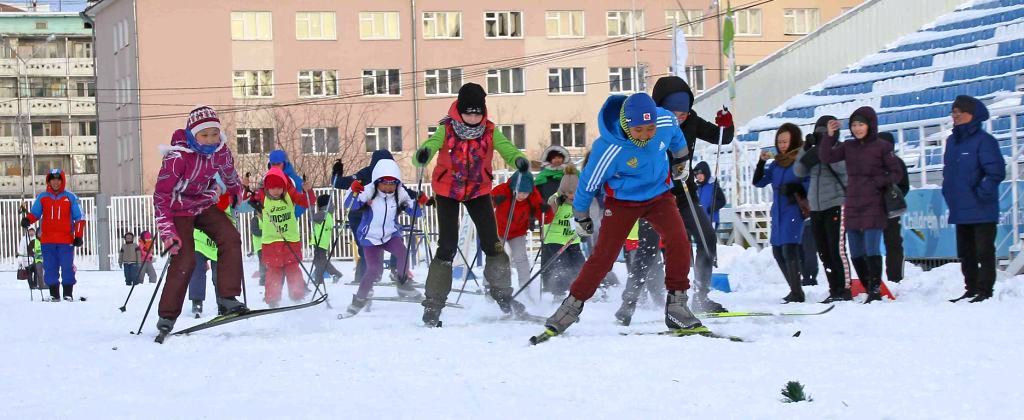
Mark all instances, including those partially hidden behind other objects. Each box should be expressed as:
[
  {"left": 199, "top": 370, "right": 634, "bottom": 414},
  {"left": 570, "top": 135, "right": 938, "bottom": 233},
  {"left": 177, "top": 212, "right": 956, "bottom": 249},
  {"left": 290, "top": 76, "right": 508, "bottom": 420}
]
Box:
[
  {"left": 693, "top": 161, "right": 727, "bottom": 223},
  {"left": 352, "top": 159, "right": 422, "bottom": 246},
  {"left": 268, "top": 150, "right": 306, "bottom": 217},
  {"left": 153, "top": 129, "right": 243, "bottom": 242},
  {"left": 754, "top": 137, "right": 809, "bottom": 246},
  {"left": 794, "top": 115, "right": 849, "bottom": 212},
  {"left": 334, "top": 150, "right": 416, "bottom": 230},
  {"left": 493, "top": 179, "right": 552, "bottom": 241},
  {"left": 535, "top": 145, "right": 570, "bottom": 200},
  {"left": 27, "top": 169, "right": 85, "bottom": 245},
  {"left": 818, "top": 107, "right": 904, "bottom": 230},
  {"left": 942, "top": 97, "right": 1006, "bottom": 224},
  {"left": 256, "top": 167, "right": 314, "bottom": 245},
  {"left": 573, "top": 95, "right": 688, "bottom": 214}
]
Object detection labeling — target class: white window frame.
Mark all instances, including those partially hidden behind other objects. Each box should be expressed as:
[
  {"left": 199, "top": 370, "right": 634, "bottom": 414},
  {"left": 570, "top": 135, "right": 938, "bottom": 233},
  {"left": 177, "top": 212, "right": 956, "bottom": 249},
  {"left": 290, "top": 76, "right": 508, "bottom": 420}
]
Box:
[
  {"left": 359, "top": 11, "right": 401, "bottom": 40},
  {"left": 424, "top": 68, "right": 463, "bottom": 96},
  {"left": 685, "top": 65, "right": 705, "bottom": 93},
  {"left": 734, "top": 9, "right": 762, "bottom": 36},
  {"left": 301, "top": 127, "right": 339, "bottom": 155},
  {"left": 422, "top": 11, "right": 462, "bottom": 40},
  {"left": 364, "top": 126, "right": 403, "bottom": 153},
  {"left": 550, "top": 123, "right": 586, "bottom": 149},
  {"left": 362, "top": 69, "right": 401, "bottom": 96},
  {"left": 295, "top": 12, "right": 337, "bottom": 40},
  {"left": 548, "top": 67, "right": 586, "bottom": 94},
  {"left": 783, "top": 8, "right": 819, "bottom": 35},
  {"left": 298, "top": 70, "right": 338, "bottom": 98},
  {"left": 665, "top": 10, "right": 704, "bottom": 37},
  {"left": 606, "top": 10, "right": 644, "bottom": 37},
  {"left": 231, "top": 11, "right": 273, "bottom": 41},
  {"left": 608, "top": 67, "right": 636, "bottom": 93},
  {"left": 497, "top": 124, "right": 526, "bottom": 150},
  {"left": 484, "top": 11, "right": 524, "bottom": 39},
  {"left": 545, "top": 10, "right": 584, "bottom": 39},
  {"left": 232, "top": 70, "right": 274, "bottom": 98},
  {"left": 235, "top": 128, "right": 275, "bottom": 155},
  {"left": 486, "top": 68, "right": 525, "bottom": 95}
]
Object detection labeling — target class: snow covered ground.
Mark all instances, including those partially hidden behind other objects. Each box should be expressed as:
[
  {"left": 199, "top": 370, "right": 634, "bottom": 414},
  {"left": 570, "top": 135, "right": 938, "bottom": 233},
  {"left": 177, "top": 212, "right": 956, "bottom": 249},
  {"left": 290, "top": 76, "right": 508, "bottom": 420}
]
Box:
[{"left": 2, "top": 246, "right": 1022, "bottom": 419}]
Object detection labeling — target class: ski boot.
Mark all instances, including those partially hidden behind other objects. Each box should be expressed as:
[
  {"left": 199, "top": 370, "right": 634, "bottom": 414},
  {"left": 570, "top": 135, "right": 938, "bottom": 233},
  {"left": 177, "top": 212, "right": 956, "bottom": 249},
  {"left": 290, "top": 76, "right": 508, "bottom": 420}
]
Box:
[
  {"left": 395, "top": 281, "right": 423, "bottom": 299},
  {"left": 949, "top": 290, "right": 976, "bottom": 303},
  {"left": 666, "top": 291, "right": 703, "bottom": 330},
  {"left": 545, "top": 295, "right": 584, "bottom": 334},
  {"left": 216, "top": 296, "right": 249, "bottom": 316},
  {"left": 344, "top": 295, "right": 368, "bottom": 317},
  {"left": 331, "top": 274, "right": 343, "bottom": 284},
  {"left": 48, "top": 285, "right": 61, "bottom": 302},
  {"left": 969, "top": 291, "right": 993, "bottom": 303},
  {"left": 191, "top": 300, "right": 203, "bottom": 316},
  {"left": 422, "top": 304, "right": 443, "bottom": 327},
  {"left": 615, "top": 300, "right": 637, "bottom": 326},
  {"left": 496, "top": 297, "right": 527, "bottom": 319},
  {"left": 62, "top": 284, "right": 74, "bottom": 302},
  {"left": 820, "top": 288, "right": 853, "bottom": 304},
  {"left": 156, "top": 318, "right": 174, "bottom": 333},
  {"left": 690, "top": 291, "right": 727, "bottom": 313}
]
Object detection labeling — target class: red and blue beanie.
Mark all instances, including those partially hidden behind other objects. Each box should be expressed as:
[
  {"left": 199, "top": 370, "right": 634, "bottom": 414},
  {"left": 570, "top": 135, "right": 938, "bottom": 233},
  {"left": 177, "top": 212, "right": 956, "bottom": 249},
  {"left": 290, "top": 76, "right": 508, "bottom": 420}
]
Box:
[
  {"left": 621, "top": 93, "right": 658, "bottom": 128},
  {"left": 187, "top": 105, "right": 221, "bottom": 137}
]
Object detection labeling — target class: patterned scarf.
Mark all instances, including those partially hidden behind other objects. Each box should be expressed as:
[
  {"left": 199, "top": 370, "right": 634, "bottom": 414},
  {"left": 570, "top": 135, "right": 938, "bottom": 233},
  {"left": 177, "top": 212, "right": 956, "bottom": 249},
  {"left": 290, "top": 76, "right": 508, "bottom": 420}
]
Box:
[
  {"left": 774, "top": 148, "right": 800, "bottom": 167},
  {"left": 443, "top": 116, "right": 486, "bottom": 140},
  {"left": 619, "top": 106, "right": 651, "bottom": 148}
]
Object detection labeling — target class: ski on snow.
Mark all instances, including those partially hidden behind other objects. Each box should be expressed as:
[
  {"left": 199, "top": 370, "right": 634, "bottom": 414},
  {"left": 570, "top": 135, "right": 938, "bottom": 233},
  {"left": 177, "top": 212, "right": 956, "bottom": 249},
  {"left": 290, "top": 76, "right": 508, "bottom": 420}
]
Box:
[
  {"left": 342, "top": 281, "right": 487, "bottom": 296},
  {"left": 530, "top": 325, "right": 746, "bottom": 345},
  {"left": 632, "top": 304, "right": 835, "bottom": 325},
  {"left": 154, "top": 295, "right": 329, "bottom": 343}
]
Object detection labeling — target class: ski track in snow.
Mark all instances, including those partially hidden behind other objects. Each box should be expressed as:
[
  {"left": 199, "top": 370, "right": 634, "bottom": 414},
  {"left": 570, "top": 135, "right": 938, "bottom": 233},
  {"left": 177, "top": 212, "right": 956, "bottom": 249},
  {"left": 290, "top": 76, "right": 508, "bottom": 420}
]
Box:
[{"left": 2, "top": 247, "right": 1023, "bottom": 419}]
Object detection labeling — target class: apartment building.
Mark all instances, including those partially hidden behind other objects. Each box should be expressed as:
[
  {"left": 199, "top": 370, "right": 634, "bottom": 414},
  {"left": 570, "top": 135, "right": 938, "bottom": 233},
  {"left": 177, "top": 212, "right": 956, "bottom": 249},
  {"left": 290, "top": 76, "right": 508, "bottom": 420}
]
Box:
[
  {"left": 85, "top": 0, "right": 859, "bottom": 194},
  {"left": 0, "top": 11, "right": 98, "bottom": 198}
]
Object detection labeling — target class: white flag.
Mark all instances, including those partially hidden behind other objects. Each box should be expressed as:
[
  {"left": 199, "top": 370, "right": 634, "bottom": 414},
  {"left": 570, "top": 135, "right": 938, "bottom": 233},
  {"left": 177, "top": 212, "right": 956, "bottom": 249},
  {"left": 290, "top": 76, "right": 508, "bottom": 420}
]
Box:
[{"left": 672, "top": 25, "right": 689, "bottom": 83}]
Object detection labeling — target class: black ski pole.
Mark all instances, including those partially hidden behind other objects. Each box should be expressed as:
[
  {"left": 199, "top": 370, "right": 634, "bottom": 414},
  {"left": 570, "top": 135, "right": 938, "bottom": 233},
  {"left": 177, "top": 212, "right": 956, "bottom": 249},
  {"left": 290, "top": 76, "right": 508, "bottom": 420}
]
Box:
[
  {"left": 266, "top": 215, "right": 331, "bottom": 309},
  {"left": 454, "top": 243, "right": 481, "bottom": 305},
  {"left": 132, "top": 248, "right": 173, "bottom": 335},
  {"left": 119, "top": 238, "right": 157, "bottom": 312},
  {"left": 397, "top": 166, "right": 426, "bottom": 286},
  {"left": 511, "top": 233, "right": 579, "bottom": 300}
]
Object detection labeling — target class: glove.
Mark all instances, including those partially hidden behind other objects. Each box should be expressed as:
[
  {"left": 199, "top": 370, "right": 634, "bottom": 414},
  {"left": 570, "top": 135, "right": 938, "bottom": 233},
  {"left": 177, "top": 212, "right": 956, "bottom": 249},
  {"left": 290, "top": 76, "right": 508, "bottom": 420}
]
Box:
[
  {"left": 540, "top": 203, "right": 552, "bottom": 213},
  {"left": 350, "top": 180, "right": 364, "bottom": 194},
  {"left": 417, "top": 192, "right": 429, "bottom": 206},
  {"left": 20, "top": 217, "right": 31, "bottom": 228},
  {"left": 715, "top": 108, "right": 733, "bottom": 128},
  {"left": 515, "top": 157, "right": 530, "bottom": 172},
  {"left": 331, "top": 160, "right": 344, "bottom": 181},
  {"left": 162, "top": 237, "right": 181, "bottom": 256},
  {"left": 248, "top": 198, "right": 264, "bottom": 213},
  {"left": 528, "top": 219, "right": 537, "bottom": 232},
  {"left": 415, "top": 147, "right": 431, "bottom": 165},
  {"left": 574, "top": 216, "right": 594, "bottom": 238},
  {"left": 73, "top": 237, "right": 83, "bottom": 247},
  {"left": 672, "top": 162, "right": 689, "bottom": 181},
  {"left": 492, "top": 194, "right": 507, "bottom": 207},
  {"left": 425, "top": 196, "right": 435, "bottom": 207}
]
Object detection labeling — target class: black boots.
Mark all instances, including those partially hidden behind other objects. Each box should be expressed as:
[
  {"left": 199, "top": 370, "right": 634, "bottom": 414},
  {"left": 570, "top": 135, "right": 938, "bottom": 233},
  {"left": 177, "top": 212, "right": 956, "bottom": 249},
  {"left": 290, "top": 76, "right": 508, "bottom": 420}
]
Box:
[
  {"left": 48, "top": 285, "right": 60, "bottom": 302},
  {"left": 62, "top": 283, "right": 74, "bottom": 301},
  {"left": 863, "top": 256, "right": 884, "bottom": 304},
  {"left": 949, "top": 290, "right": 976, "bottom": 303},
  {"left": 781, "top": 258, "right": 805, "bottom": 304}
]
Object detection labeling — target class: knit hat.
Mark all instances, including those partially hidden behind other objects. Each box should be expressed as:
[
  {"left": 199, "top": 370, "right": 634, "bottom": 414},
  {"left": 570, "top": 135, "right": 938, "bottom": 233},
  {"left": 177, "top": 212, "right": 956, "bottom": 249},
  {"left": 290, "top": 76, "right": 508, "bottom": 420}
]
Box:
[
  {"left": 187, "top": 105, "right": 221, "bottom": 137},
  {"left": 268, "top": 149, "right": 288, "bottom": 165},
  {"left": 621, "top": 93, "right": 658, "bottom": 128},
  {"left": 558, "top": 165, "right": 579, "bottom": 196},
  {"left": 263, "top": 167, "right": 288, "bottom": 190},
  {"left": 660, "top": 91, "right": 691, "bottom": 114},
  {"left": 952, "top": 95, "right": 976, "bottom": 116},
  {"left": 456, "top": 83, "right": 487, "bottom": 115},
  {"left": 509, "top": 171, "right": 534, "bottom": 193},
  {"left": 317, "top": 194, "right": 331, "bottom": 209}
]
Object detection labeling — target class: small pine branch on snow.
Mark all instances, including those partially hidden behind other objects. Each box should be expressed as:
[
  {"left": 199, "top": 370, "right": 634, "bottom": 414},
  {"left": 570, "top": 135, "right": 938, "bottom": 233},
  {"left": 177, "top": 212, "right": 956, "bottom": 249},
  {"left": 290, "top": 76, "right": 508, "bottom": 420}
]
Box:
[{"left": 780, "top": 381, "right": 812, "bottom": 403}]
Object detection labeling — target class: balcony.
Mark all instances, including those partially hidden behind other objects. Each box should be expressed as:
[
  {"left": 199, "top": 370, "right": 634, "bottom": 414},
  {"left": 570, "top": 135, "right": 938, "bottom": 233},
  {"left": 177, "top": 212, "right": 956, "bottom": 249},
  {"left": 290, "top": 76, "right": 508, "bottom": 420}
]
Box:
[
  {"left": 22, "top": 58, "right": 67, "bottom": 77},
  {"left": 69, "top": 97, "right": 96, "bottom": 115},
  {"left": 33, "top": 136, "right": 70, "bottom": 154},
  {"left": 68, "top": 58, "right": 94, "bottom": 77},
  {"left": 0, "top": 136, "right": 19, "bottom": 154},
  {"left": 0, "top": 175, "right": 24, "bottom": 196},
  {"left": 71, "top": 173, "right": 98, "bottom": 193},
  {"left": 0, "top": 59, "right": 16, "bottom": 77},
  {"left": 0, "top": 99, "right": 16, "bottom": 116},
  {"left": 28, "top": 98, "right": 69, "bottom": 115},
  {"left": 70, "top": 136, "right": 97, "bottom": 154}
]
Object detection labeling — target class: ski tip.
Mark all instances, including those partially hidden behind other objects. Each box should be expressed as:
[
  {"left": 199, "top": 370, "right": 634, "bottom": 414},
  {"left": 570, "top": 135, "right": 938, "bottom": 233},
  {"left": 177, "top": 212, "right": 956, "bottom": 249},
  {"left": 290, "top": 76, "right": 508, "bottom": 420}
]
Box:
[
  {"left": 529, "top": 327, "right": 558, "bottom": 345},
  {"left": 793, "top": 330, "right": 802, "bottom": 337},
  {"left": 118, "top": 307, "right": 126, "bottom": 312}
]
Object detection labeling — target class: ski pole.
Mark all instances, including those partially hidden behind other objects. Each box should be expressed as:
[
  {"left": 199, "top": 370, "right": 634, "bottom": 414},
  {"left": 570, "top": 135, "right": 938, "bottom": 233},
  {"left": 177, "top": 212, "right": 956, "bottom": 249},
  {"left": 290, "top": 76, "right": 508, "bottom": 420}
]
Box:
[
  {"left": 397, "top": 165, "right": 427, "bottom": 286},
  {"left": 527, "top": 200, "right": 552, "bottom": 274},
  {"left": 119, "top": 238, "right": 157, "bottom": 312},
  {"left": 266, "top": 215, "right": 332, "bottom": 309},
  {"left": 680, "top": 179, "right": 716, "bottom": 269},
  {"left": 132, "top": 248, "right": 173, "bottom": 335},
  {"left": 511, "top": 233, "right": 579, "bottom": 300},
  {"left": 454, "top": 243, "right": 481, "bottom": 305}
]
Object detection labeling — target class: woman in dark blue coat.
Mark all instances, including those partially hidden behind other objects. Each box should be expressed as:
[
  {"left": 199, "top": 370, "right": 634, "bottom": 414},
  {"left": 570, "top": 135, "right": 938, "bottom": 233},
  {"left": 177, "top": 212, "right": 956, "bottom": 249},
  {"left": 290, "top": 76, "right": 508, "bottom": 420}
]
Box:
[{"left": 754, "top": 123, "right": 810, "bottom": 303}]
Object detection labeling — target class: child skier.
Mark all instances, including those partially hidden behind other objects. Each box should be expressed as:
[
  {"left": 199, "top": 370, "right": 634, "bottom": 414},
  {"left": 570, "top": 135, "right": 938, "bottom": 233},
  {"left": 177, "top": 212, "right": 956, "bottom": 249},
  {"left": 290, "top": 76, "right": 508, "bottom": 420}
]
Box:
[
  {"left": 311, "top": 194, "right": 345, "bottom": 285},
  {"left": 541, "top": 165, "right": 585, "bottom": 301},
  {"left": 153, "top": 105, "right": 247, "bottom": 334},
  {"left": 343, "top": 159, "right": 427, "bottom": 317},
  {"left": 538, "top": 93, "right": 698, "bottom": 339},
  {"left": 534, "top": 145, "right": 570, "bottom": 200},
  {"left": 413, "top": 82, "right": 532, "bottom": 326},
  {"left": 16, "top": 228, "right": 45, "bottom": 290},
  {"left": 492, "top": 171, "right": 552, "bottom": 292},
  {"left": 250, "top": 167, "right": 315, "bottom": 308},
  {"left": 138, "top": 231, "right": 159, "bottom": 283},
  {"left": 118, "top": 232, "right": 141, "bottom": 285}
]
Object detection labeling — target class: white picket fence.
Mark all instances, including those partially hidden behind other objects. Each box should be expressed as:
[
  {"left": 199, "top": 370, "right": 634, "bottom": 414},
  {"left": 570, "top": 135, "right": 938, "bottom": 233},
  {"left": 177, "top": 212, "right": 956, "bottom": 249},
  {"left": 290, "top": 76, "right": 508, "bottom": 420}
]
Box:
[{"left": 0, "top": 197, "right": 98, "bottom": 269}]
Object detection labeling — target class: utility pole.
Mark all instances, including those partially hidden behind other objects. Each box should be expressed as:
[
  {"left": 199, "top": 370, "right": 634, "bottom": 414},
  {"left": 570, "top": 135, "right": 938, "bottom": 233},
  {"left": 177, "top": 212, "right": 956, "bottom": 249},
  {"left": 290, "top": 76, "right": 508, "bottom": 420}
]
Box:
[{"left": 631, "top": 0, "right": 641, "bottom": 90}]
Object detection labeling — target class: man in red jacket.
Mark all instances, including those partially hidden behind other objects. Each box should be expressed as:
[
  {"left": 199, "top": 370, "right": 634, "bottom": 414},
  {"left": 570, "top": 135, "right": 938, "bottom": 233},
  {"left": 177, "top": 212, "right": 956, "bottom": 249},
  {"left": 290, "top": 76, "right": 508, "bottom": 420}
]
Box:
[
  {"left": 21, "top": 169, "right": 85, "bottom": 301},
  {"left": 493, "top": 171, "right": 552, "bottom": 292}
]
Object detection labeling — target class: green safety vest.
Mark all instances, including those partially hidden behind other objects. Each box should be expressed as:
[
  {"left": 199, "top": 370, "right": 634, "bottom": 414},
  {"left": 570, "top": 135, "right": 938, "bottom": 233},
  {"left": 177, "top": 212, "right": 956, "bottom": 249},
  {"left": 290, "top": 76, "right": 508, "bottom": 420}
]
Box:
[
  {"left": 312, "top": 211, "right": 334, "bottom": 251},
  {"left": 543, "top": 199, "right": 581, "bottom": 246},
  {"left": 194, "top": 229, "right": 218, "bottom": 261},
  {"left": 627, "top": 221, "right": 640, "bottom": 242},
  {"left": 260, "top": 194, "right": 300, "bottom": 244},
  {"left": 252, "top": 233, "right": 262, "bottom": 253},
  {"left": 32, "top": 240, "right": 42, "bottom": 264}
]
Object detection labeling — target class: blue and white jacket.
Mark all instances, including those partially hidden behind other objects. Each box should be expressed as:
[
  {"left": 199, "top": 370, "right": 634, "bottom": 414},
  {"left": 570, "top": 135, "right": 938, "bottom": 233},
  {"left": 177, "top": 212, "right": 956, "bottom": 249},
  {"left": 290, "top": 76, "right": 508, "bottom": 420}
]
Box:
[{"left": 349, "top": 159, "right": 423, "bottom": 246}]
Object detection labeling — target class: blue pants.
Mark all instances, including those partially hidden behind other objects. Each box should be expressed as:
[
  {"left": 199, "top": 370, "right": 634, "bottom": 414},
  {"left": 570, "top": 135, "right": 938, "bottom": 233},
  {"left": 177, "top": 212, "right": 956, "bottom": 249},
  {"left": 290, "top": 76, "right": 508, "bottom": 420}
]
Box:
[
  {"left": 41, "top": 243, "right": 75, "bottom": 287},
  {"left": 847, "top": 228, "right": 883, "bottom": 259},
  {"left": 187, "top": 253, "right": 218, "bottom": 301},
  {"left": 123, "top": 263, "right": 140, "bottom": 285}
]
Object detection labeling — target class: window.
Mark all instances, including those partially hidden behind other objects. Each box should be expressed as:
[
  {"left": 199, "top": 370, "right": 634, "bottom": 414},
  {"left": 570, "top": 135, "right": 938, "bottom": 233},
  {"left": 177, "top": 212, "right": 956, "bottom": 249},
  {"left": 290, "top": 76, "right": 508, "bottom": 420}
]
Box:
[
  {"left": 736, "top": 64, "right": 751, "bottom": 73},
  {"left": 70, "top": 41, "right": 92, "bottom": 58},
  {"left": 21, "top": 42, "right": 59, "bottom": 59},
  {"left": 35, "top": 21, "right": 47, "bottom": 30},
  {"left": 302, "top": 127, "right": 339, "bottom": 154},
  {"left": 298, "top": 70, "right": 338, "bottom": 97},
  {"left": 0, "top": 158, "right": 22, "bottom": 176},
  {"left": 296, "top": 12, "right": 337, "bottom": 40},
  {"left": 0, "top": 122, "right": 14, "bottom": 136},
  {"left": 74, "top": 121, "right": 97, "bottom": 136},
  {"left": 545, "top": 11, "right": 584, "bottom": 38},
  {"left": 31, "top": 121, "right": 63, "bottom": 137},
  {"left": 365, "top": 126, "right": 403, "bottom": 152},
  {"left": 423, "top": 11, "right": 462, "bottom": 39},
  {"left": 550, "top": 123, "right": 586, "bottom": 148},
  {"left": 486, "top": 68, "right": 525, "bottom": 95},
  {"left": 232, "top": 70, "right": 274, "bottom": 98},
  {"left": 498, "top": 124, "right": 526, "bottom": 150},
  {"left": 606, "top": 10, "right": 643, "bottom": 37},
  {"left": 35, "top": 156, "right": 67, "bottom": 176},
  {"left": 231, "top": 11, "right": 273, "bottom": 40},
  {"left": 71, "top": 155, "right": 98, "bottom": 174},
  {"left": 485, "top": 11, "right": 523, "bottom": 38},
  {"left": 686, "top": 65, "right": 705, "bottom": 93},
  {"left": 27, "top": 78, "right": 65, "bottom": 98},
  {"left": 548, "top": 67, "right": 585, "bottom": 94},
  {"left": 362, "top": 69, "right": 401, "bottom": 96},
  {"left": 608, "top": 67, "right": 636, "bottom": 93},
  {"left": 359, "top": 12, "right": 400, "bottom": 40},
  {"left": 425, "top": 68, "right": 463, "bottom": 96},
  {"left": 0, "top": 43, "right": 12, "bottom": 59},
  {"left": 236, "top": 128, "right": 275, "bottom": 155},
  {"left": 71, "top": 81, "right": 96, "bottom": 97},
  {"left": 666, "top": 10, "right": 703, "bottom": 37},
  {"left": 0, "top": 79, "right": 15, "bottom": 97},
  {"left": 784, "top": 9, "right": 820, "bottom": 35},
  {"left": 734, "top": 9, "right": 762, "bottom": 36}
]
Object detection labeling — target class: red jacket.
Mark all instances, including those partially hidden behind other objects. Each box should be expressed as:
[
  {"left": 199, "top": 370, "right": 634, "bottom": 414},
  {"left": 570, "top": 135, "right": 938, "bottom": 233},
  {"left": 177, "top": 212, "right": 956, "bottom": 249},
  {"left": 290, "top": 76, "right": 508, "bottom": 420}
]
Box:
[
  {"left": 26, "top": 170, "right": 85, "bottom": 245},
  {"left": 493, "top": 182, "right": 552, "bottom": 240}
]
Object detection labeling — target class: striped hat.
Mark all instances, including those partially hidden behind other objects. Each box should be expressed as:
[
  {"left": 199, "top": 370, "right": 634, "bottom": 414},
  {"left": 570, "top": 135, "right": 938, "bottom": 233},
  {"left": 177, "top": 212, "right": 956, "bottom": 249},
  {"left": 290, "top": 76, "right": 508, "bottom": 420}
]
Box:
[{"left": 187, "top": 105, "right": 221, "bottom": 137}]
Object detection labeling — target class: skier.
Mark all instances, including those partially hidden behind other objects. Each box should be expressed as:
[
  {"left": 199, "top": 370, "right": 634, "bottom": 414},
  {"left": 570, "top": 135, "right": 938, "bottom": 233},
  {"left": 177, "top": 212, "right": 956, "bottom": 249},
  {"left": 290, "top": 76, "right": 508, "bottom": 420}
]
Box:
[
  {"left": 343, "top": 158, "right": 426, "bottom": 317},
  {"left": 492, "top": 171, "right": 552, "bottom": 292},
  {"left": 138, "top": 231, "right": 159, "bottom": 283},
  {"left": 753, "top": 123, "right": 810, "bottom": 303},
  {"left": 692, "top": 161, "right": 726, "bottom": 229},
  {"left": 413, "top": 82, "right": 532, "bottom": 326},
  {"left": 534, "top": 145, "right": 570, "bottom": 200},
  {"left": 541, "top": 166, "right": 586, "bottom": 302},
  {"left": 652, "top": 75, "right": 734, "bottom": 313},
  {"left": 16, "top": 227, "right": 45, "bottom": 290},
  {"left": 118, "top": 232, "right": 142, "bottom": 286},
  {"left": 250, "top": 167, "right": 315, "bottom": 308},
  {"left": 20, "top": 168, "right": 85, "bottom": 301},
  {"left": 310, "top": 194, "right": 345, "bottom": 285},
  {"left": 153, "top": 105, "right": 248, "bottom": 334},
  {"left": 877, "top": 132, "right": 910, "bottom": 283},
  {"left": 541, "top": 92, "right": 697, "bottom": 337},
  {"left": 266, "top": 149, "right": 307, "bottom": 217}
]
